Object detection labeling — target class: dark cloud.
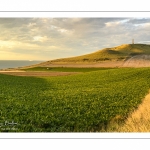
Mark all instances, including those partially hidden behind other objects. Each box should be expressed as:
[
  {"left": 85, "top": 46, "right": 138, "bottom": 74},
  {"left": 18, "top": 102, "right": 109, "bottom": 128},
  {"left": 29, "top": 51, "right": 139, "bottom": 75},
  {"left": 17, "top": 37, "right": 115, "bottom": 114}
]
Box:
[
  {"left": 0, "top": 18, "right": 34, "bottom": 28},
  {"left": 127, "top": 18, "right": 150, "bottom": 24}
]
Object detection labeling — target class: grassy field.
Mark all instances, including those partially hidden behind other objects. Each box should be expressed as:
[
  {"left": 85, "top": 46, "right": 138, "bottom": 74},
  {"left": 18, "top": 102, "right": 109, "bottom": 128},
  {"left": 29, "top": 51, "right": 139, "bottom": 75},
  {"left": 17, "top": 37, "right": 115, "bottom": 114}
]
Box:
[
  {"left": 1, "top": 67, "right": 150, "bottom": 132},
  {"left": 22, "top": 67, "right": 114, "bottom": 72}
]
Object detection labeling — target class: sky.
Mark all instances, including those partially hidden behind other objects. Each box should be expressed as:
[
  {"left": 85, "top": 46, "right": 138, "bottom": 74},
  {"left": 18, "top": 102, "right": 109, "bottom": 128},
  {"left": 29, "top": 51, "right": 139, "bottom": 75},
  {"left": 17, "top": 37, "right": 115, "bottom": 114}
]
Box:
[{"left": 0, "top": 18, "right": 150, "bottom": 60}]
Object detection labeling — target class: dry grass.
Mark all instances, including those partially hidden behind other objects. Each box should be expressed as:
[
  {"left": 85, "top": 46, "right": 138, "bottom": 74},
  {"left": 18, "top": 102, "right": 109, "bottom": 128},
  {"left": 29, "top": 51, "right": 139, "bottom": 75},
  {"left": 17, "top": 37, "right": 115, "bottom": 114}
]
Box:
[{"left": 116, "top": 92, "right": 150, "bottom": 132}]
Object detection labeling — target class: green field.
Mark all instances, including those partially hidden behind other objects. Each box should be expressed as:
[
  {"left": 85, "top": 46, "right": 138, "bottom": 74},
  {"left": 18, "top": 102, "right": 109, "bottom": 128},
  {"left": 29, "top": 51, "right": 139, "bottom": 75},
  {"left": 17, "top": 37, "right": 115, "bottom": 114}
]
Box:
[
  {"left": 1, "top": 68, "right": 150, "bottom": 132},
  {"left": 23, "top": 67, "right": 114, "bottom": 72}
]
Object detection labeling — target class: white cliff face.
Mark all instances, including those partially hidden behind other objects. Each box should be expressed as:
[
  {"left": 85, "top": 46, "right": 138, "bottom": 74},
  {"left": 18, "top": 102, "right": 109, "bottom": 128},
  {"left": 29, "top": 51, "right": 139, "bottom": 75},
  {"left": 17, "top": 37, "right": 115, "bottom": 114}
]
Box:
[{"left": 122, "top": 55, "right": 150, "bottom": 67}]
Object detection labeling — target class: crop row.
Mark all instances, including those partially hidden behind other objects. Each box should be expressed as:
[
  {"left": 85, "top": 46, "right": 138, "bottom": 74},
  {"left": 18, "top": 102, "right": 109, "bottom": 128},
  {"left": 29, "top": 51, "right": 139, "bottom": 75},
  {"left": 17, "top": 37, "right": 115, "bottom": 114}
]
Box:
[{"left": 0, "top": 68, "right": 150, "bottom": 132}]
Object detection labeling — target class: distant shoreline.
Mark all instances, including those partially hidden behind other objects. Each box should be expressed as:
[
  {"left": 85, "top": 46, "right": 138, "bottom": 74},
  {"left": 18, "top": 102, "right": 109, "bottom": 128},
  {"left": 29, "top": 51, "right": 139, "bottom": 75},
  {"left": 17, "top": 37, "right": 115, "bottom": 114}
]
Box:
[{"left": 0, "top": 60, "right": 44, "bottom": 70}]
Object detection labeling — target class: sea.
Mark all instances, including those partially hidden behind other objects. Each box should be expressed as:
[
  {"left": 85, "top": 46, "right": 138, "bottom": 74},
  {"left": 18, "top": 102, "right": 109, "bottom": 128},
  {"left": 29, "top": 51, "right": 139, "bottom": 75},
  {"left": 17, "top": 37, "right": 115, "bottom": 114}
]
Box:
[{"left": 0, "top": 60, "right": 44, "bottom": 70}]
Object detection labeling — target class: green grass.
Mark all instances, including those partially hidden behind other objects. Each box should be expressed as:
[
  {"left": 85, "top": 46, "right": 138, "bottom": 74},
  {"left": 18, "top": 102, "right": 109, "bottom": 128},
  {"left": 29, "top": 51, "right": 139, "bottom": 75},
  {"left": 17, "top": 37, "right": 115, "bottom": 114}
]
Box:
[
  {"left": 23, "top": 67, "right": 114, "bottom": 72},
  {"left": 1, "top": 68, "right": 150, "bottom": 132},
  {"left": 50, "top": 44, "right": 150, "bottom": 63}
]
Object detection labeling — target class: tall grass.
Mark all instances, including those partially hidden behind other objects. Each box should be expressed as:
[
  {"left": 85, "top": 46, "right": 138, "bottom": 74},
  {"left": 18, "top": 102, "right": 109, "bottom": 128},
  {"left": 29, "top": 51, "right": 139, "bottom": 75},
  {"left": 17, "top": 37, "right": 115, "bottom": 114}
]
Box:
[{"left": 116, "top": 92, "right": 150, "bottom": 132}]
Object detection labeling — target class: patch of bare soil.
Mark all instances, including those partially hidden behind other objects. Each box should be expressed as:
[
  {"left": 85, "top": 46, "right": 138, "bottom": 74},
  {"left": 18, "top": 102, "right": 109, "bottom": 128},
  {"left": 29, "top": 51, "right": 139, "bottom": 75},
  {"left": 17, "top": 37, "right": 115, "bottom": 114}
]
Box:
[
  {"left": 123, "top": 55, "right": 150, "bottom": 67},
  {"left": 0, "top": 71, "right": 78, "bottom": 77},
  {"left": 41, "top": 61, "right": 124, "bottom": 68},
  {"left": 0, "top": 70, "right": 25, "bottom": 72}
]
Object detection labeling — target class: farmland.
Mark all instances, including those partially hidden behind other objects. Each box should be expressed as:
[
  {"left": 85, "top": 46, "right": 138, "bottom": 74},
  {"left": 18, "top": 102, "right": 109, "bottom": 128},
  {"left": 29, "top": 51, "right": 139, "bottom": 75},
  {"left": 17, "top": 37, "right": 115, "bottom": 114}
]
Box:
[
  {"left": 0, "top": 67, "right": 150, "bottom": 132},
  {"left": 22, "top": 66, "right": 114, "bottom": 72}
]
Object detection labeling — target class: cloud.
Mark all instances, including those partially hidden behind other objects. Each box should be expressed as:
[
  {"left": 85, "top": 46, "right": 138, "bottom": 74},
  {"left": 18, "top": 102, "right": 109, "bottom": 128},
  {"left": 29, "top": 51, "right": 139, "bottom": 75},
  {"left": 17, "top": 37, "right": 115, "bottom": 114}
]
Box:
[
  {"left": 0, "top": 18, "right": 150, "bottom": 60},
  {"left": 127, "top": 18, "right": 150, "bottom": 24}
]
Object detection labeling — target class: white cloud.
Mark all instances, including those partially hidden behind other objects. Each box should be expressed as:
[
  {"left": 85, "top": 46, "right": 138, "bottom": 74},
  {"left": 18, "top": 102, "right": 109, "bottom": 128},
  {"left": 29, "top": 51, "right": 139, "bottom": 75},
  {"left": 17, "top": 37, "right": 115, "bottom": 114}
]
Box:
[
  {"left": 105, "top": 21, "right": 121, "bottom": 27},
  {"left": 0, "top": 18, "right": 150, "bottom": 60},
  {"left": 33, "top": 36, "right": 48, "bottom": 42}
]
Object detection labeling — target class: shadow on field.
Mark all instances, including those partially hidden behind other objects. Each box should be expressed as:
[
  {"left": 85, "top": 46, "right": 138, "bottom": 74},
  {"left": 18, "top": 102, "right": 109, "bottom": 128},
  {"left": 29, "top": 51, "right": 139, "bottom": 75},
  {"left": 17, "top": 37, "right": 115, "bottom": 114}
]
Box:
[
  {"left": 0, "top": 74, "right": 55, "bottom": 132},
  {"left": 1, "top": 67, "right": 150, "bottom": 132}
]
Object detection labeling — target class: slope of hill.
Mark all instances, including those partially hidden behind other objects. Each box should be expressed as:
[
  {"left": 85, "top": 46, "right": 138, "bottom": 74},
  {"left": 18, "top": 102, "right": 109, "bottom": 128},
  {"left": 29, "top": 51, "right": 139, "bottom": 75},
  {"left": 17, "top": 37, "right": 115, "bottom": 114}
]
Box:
[
  {"left": 23, "top": 44, "right": 150, "bottom": 68},
  {"left": 49, "top": 44, "right": 150, "bottom": 64},
  {"left": 123, "top": 55, "right": 150, "bottom": 67}
]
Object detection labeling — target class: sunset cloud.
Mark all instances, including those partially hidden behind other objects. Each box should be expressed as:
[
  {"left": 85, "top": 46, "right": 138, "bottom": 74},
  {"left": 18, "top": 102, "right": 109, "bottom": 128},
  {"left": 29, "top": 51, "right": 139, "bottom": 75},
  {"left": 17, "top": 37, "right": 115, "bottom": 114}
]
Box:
[{"left": 0, "top": 18, "right": 150, "bottom": 60}]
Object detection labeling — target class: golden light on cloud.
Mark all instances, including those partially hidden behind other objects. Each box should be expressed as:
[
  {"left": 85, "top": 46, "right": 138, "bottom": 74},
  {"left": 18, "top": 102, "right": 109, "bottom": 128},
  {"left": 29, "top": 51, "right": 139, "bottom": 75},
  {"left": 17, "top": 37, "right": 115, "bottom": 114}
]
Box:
[
  {"left": 58, "top": 29, "right": 68, "bottom": 33},
  {"left": 0, "top": 40, "right": 16, "bottom": 48},
  {"left": 33, "top": 36, "right": 48, "bottom": 42},
  {"left": 0, "top": 18, "right": 149, "bottom": 60}
]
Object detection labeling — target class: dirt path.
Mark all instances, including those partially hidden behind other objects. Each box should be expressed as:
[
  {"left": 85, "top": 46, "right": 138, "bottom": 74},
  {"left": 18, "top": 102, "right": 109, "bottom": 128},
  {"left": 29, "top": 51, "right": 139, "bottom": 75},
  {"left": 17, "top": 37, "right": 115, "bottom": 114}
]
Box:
[
  {"left": 41, "top": 61, "right": 124, "bottom": 68},
  {"left": 0, "top": 70, "right": 25, "bottom": 72}
]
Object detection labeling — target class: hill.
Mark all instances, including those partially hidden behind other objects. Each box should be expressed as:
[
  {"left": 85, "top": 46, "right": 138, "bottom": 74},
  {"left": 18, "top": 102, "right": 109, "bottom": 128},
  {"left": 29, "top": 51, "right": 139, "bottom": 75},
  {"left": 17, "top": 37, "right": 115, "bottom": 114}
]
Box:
[
  {"left": 49, "top": 44, "right": 150, "bottom": 63},
  {"left": 23, "top": 44, "right": 150, "bottom": 68}
]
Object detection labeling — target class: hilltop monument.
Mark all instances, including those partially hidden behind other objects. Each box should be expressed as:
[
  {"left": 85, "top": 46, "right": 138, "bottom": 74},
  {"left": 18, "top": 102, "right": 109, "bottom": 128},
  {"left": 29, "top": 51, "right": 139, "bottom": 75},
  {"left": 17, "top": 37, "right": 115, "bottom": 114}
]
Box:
[{"left": 132, "top": 39, "right": 134, "bottom": 44}]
